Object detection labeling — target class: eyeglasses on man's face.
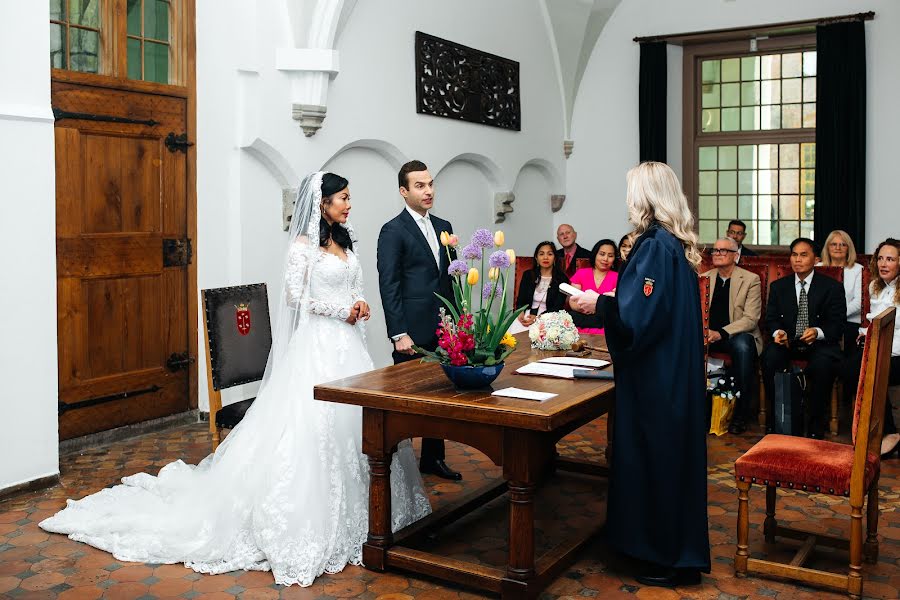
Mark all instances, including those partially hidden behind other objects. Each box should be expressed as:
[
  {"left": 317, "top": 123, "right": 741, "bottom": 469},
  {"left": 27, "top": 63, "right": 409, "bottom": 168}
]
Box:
[
  {"left": 726, "top": 229, "right": 745, "bottom": 237},
  {"left": 711, "top": 248, "right": 737, "bottom": 255}
]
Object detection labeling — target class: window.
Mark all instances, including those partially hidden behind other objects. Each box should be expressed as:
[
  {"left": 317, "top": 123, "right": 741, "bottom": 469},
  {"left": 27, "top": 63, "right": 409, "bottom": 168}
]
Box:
[
  {"left": 684, "top": 35, "right": 817, "bottom": 247},
  {"left": 50, "top": 0, "right": 102, "bottom": 73},
  {"left": 127, "top": 0, "right": 171, "bottom": 84},
  {"left": 50, "top": 0, "right": 184, "bottom": 86}
]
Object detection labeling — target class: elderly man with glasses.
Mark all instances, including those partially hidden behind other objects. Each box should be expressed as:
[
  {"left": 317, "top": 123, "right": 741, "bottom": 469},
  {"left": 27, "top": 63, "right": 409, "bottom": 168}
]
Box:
[{"left": 702, "top": 237, "right": 763, "bottom": 433}]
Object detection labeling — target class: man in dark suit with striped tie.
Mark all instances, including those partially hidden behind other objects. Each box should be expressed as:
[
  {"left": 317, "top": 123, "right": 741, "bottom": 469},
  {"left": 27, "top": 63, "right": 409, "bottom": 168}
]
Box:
[{"left": 761, "top": 238, "right": 846, "bottom": 438}]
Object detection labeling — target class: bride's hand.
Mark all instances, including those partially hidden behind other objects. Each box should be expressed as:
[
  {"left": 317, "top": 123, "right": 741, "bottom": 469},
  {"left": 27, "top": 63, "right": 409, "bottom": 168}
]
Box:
[
  {"left": 345, "top": 305, "right": 360, "bottom": 324},
  {"left": 352, "top": 300, "right": 370, "bottom": 321}
]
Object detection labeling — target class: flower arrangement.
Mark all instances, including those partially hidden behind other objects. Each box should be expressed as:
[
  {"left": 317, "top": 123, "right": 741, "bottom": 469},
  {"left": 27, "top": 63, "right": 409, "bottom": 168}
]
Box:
[
  {"left": 708, "top": 376, "right": 740, "bottom": 436},
  {"left": 415, "top": 228, "right": 527, "bottom": 367},
  {"left": 528, "top": 311, "right": 579, "bottom": 350}
]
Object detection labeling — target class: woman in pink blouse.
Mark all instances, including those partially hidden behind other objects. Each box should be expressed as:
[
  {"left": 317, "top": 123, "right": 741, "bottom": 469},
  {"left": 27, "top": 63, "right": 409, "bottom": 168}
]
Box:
[{"left": 569, "top": 239, "right": 619, "bottom": 334}]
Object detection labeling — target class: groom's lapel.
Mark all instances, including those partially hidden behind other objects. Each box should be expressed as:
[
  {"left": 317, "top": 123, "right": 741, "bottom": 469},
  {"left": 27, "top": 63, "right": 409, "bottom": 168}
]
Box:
[{"left": 399, "top": 210, "right": 438, "bottom": 272}]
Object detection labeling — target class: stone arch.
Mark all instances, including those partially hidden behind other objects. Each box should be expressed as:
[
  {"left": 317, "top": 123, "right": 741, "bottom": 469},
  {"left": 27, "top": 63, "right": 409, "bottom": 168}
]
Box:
[
  {"left": 516, "top": 158, "right": 563, "bottom": 192},
  {"left": 436, "top": 152, "right": 505, "bottom": 189},
  {"left": 241, "top": 137, "right": 298, "bottom": 188},
  {"left": 322, "top": 138, "right": 407, "bottom": 172}
]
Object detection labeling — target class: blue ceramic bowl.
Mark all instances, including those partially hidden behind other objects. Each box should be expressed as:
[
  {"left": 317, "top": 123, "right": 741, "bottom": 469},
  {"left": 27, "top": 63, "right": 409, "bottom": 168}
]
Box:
[{"left": 440, "top": 362, "right": 505, "bottom": 389}]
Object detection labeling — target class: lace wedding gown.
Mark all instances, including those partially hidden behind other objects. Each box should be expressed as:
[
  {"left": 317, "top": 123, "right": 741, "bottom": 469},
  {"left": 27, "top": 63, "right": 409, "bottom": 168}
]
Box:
[{"left": 41, "top": 246, "right": 431, "bottom": 587}]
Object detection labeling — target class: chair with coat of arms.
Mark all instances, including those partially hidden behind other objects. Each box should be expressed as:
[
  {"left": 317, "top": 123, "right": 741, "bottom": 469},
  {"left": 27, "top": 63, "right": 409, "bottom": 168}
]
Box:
[{"left": 202, "top": 283, "right": 273, "bottom": 450}]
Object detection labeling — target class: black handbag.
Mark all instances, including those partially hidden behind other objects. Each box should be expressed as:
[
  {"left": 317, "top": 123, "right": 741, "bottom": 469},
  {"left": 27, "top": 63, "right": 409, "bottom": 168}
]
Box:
[{"left": 773, "top": 366, "right": 806, "bottom": 436}]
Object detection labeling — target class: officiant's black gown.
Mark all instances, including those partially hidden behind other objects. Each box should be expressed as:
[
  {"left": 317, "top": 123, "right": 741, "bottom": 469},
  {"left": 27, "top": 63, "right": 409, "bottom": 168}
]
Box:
[{"left": 593, "top": 223, "right": 710, "bottom": 571}]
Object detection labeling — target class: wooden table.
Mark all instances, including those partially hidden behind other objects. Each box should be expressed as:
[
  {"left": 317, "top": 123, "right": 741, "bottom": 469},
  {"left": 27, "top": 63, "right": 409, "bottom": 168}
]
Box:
[{"left": 313, "top": 334, "right": 615, "bottom": 599}]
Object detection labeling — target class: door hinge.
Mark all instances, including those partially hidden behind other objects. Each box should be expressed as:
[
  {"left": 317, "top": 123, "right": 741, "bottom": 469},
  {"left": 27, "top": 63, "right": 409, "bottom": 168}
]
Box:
[
  {"left": 165, "top": 132, "right": 194, "bottom": 153},
  {"left": 166, "top": 352, "right": 195, "bottom": 372},
  {"left": 163, "top": 238, "right": 193, "bottom": 267}
]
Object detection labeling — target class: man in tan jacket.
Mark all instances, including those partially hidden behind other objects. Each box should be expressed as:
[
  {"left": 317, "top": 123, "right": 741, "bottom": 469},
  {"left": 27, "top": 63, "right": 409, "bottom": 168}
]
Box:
[{"left": 703, "top": 237, "right": 763, "bottom": 433}]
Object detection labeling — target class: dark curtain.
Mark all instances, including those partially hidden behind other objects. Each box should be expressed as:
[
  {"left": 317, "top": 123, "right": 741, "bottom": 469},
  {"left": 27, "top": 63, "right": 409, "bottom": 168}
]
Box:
[
  {"left": 639, "top": 41, "right": 667, "bottom": 163},
  {"left": 815, "top": 21, "right": 866, "bottom": 250}
]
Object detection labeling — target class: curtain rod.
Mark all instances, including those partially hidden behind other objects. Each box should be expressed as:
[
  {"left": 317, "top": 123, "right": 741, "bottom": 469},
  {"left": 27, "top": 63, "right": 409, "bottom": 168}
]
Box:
[{"left": 633, "top": 11, "right": 874, "bottom": 44}]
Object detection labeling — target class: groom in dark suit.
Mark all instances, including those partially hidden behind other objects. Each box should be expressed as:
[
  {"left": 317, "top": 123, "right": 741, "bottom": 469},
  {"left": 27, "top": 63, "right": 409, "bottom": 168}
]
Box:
[
  {"left": 377, "top": 160, "right": 461, "bottom": 480},
  {"left": 761, "top": 237, "right": 846, "bottom": 438}
]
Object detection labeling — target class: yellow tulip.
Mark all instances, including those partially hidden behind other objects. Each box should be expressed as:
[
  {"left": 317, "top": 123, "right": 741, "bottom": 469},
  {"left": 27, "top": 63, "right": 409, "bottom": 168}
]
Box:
[
  {"left": 494, "top": 230, "right": 505, "bottom": 247},
  {"left": 505, "top": 248, "right": 516, "bottom": 263},
  {"left": 467, "top": 268, "right": 479, "bottom": 286},
  {"left": 440, "top": 231, "right": 451, "bottom": 246},
  {"left": 488, "top": 267, "right": 500, "bottom": 281}
]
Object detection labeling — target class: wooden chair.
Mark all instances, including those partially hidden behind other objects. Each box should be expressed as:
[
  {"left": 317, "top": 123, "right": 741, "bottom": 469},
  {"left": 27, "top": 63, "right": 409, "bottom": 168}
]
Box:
[
  {"left": 770, "top": 264, "right": 844, "bottom": 435},
  {"left": 734, "top": 307, "right": 895, "bottom": 599},
  {"left": 860, "top": 267, "right": 872, "bottom": 328},
  {"left": 699, "top": 275, "right": 710, "bottom": 355},
  {"left": 202, "top": 283, "right": 273, "bottom": 450}
]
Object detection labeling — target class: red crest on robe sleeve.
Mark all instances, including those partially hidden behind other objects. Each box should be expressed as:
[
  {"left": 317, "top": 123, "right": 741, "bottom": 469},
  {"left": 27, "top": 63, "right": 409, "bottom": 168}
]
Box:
[{"left": 643, "top": 278, "right": 655, "bottom": 297}]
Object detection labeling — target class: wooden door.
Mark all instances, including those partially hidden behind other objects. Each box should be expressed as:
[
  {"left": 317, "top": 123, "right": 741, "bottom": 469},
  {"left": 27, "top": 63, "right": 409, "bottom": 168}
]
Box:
[{"left": 54, "top": 81, "right": 192, "bottom": 439}]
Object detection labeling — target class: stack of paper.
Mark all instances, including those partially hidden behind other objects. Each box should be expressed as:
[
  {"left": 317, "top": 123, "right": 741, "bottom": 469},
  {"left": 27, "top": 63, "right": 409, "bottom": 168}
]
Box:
[
  {"left": 539, "top": 357, "right": 610, "bottom": 369},
  {"left": 515, "top": 362, "right": 578, "bottom": 379}
]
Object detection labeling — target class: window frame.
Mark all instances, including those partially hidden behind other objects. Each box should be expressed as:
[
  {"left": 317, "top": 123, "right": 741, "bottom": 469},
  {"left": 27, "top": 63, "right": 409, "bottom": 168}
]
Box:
[
  {"left": 50, "top": 0, "right": 190, "bottom": 92},
  {"left": 682, "top": 33, "right": 816, "bottom": 251}
]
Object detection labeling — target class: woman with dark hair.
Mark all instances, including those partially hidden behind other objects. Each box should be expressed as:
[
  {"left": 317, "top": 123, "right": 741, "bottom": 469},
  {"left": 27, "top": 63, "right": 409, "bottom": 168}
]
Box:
[
  {"left": 41, "top": 172, "right": 432, "bottom": 587},
  {"left": 617, "top": 233, "right": 633, "bottom": 270},
  {"left": 843, "top": 238, "right": 900, "bottom": 458},
  {"left": 569, "top": 239, "right": 619, "bottom": 334},
  {"left": 512, "top": 241, "right": 570, "bottom": 332}
]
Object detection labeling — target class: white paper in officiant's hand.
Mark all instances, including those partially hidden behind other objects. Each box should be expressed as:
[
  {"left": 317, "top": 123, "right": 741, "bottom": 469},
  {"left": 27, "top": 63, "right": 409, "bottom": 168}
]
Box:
[
  {"left": 491, "top": 387, "right": 558, "bottom": 402},
  {"left": 558, "top": 283, "right": 582, "bottom": 297}
]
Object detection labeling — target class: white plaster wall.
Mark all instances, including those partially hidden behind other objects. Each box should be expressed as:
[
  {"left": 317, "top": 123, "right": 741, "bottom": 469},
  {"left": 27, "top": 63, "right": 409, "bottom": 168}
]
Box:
[
  {"left": 197, "top": 0, "right": 569, "bottom": 409},
  {"left": 566, "top": 0, "right": 900, "bottom": 248},
  {"left": 0, "top": 4, "right": 60, "bottom": 490}
]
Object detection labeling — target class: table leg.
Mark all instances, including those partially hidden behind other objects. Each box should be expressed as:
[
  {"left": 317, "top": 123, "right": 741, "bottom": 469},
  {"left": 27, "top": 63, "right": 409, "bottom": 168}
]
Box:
[
  {"left": 363, "top": 452, "right": 392, "bottom": 570},
  {"left": 503, "top": 480, "right": 536, "bottom": 598}
]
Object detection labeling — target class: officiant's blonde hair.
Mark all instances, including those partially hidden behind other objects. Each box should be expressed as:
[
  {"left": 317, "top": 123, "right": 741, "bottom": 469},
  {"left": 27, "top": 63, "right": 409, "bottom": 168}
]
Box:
[{"left": 626, "top": 161, "right": 702, "bottom": 270}]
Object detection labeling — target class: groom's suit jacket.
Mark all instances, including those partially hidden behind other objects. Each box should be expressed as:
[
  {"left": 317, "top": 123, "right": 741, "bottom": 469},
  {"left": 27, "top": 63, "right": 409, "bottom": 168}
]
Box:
[{"left": 377, "top": 209, "right": 455, "bottom": 351}]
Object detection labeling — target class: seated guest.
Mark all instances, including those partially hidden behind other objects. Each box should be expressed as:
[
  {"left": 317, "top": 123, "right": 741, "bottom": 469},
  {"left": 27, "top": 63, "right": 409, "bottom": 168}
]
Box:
[
  {"left": 726, "top": 219, "right": 757, "bottom": 262},
  {"left": 616, "top": 233, "right": 633, "bottom": 271},
  {"left": 569, "top": 239, "right": 618, "bottom": 335},
  {"left": 702, "top": 238, "right": 763, "bottom": 434},
  {"left": 557, "top": 223, "right": 591, "bottom": 277},
  {"left": 842, "top": 238, "right": 900, "bottom": 458},
  {"left": 818, "top": 229, "right": 864, "bottom": 352},
  {"left": 512, "top": 241, "right": 570, "bottom": 333},
  {"left": 762, "top": 238, "right": 846, "bottom": 437}
]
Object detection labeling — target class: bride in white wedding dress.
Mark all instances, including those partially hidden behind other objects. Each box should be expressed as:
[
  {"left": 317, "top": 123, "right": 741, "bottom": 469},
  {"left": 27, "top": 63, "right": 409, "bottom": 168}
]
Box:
[{"left": 40, "top": 171, "right": 432, "bottom": 587}]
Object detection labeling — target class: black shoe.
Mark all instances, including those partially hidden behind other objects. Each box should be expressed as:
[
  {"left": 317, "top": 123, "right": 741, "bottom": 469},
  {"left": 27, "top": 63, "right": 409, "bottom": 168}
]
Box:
[
  {"left": 728, "top": 421, "right": 747, "bottom": 435},
  {"left": 635, "top": 566, "right": 701, "bottom": 588},
  {"left": 419, "top": 459, "right": 462, "bottom": 480}
]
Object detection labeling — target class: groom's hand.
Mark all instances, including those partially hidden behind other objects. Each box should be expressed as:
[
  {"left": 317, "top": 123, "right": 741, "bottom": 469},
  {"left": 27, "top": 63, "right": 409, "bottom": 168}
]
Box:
[{"left": 394, "top": 334, "right": 415, "bottom": 355}]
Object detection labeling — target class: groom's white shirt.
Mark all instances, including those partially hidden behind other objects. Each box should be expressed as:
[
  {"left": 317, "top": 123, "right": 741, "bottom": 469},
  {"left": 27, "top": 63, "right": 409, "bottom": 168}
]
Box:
[{"left": 405, "top": 205, "right": 440, "bottom": 266}]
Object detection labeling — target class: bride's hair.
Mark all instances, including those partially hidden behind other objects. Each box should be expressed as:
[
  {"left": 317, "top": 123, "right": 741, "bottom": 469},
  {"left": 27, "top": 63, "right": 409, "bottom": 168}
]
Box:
[{"left": 319, "top": 172, "right": 354, "bottom": 251}]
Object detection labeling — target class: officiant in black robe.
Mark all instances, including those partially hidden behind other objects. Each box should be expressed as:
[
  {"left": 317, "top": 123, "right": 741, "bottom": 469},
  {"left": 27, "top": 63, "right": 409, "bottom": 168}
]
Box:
[{"left": 572, "top": 221, "right": 710, "bottom": 585}]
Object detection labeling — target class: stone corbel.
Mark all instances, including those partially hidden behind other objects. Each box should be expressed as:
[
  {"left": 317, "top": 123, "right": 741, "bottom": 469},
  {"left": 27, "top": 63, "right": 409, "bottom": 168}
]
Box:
[
  {"left": 563, "top": 140, "right": 574, "bottom": 159},
  {"left": 276, "top": 48, "right": 340, "bottom": 137},
  {"left": 494, "top": 192, "right": 515, "bottom": 223},
  {"left": 550, "top": 194, "right": 566, "bottom": 213},
  {"left": 282, "top": 187, "right": 299, "bottom": 231}
]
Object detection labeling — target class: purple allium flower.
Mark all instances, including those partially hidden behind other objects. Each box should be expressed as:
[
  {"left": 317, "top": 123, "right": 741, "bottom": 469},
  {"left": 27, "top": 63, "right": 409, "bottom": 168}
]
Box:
[
  {"left": 472, "top": 228, "right": 495, "bottom": 249},
  {"left": 448, "top": 259, "right": 469, "bottom": 277},
  {"left": 495, "top": 282, "right": 504, "bottom": 298},
  {"left": 488, "top": 250, "right": 511, "bottom": 269},
  {"left": 462, "top": 243, "right": 482, "bottom": 260},
  {"left": 481, "top": 283, "right": 495, "bottom": 300}
]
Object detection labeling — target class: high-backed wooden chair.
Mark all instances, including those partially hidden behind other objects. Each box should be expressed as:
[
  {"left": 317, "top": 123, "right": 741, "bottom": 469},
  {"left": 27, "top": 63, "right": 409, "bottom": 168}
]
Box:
[
  {"left": 734, "top": 307, "right": 895, "bottom": 600},
  {"left": 769, "top": 264, "right": 844, "bottom": 435},
  {"left": 202, "top": 284, "right": 273, "bottom": 450},
  {"left": 699, "top": 275, "right": 710, "bottom": 355},
  {"left": 860, "top": 266, "right": 872, "bottom": 328}
]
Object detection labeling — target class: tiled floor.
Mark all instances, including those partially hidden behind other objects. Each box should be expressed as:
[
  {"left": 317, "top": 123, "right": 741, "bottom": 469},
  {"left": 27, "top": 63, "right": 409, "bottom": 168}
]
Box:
[{"left": 1, "top": 417, "right": 898, "bottom": 600}]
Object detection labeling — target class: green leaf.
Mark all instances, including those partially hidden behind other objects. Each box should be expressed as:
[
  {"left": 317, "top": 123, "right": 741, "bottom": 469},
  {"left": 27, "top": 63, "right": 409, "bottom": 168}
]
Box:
[{"left": 434, "top": 292, "right": 460, "bottom": 322}]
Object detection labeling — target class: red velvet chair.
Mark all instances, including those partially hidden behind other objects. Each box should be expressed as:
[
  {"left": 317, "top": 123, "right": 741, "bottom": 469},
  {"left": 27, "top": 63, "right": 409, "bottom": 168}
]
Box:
[
  {"left": 734, "top": 307, "right": 896, "bottom": 600},
  {"left": 699, "top": 275, "right": 710, "bottom": 354}
]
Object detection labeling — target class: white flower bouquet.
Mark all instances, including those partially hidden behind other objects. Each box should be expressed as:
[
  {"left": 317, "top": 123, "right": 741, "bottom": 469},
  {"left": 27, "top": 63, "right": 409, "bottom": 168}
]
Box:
[{"left": 528, "top": 310, "right": 580, "bottom": 350}]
